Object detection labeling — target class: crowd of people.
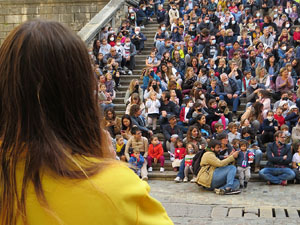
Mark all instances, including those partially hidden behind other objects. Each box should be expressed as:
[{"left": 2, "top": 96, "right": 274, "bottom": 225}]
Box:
[{"left": 90, "top": 0, "right": 300, "bottom": 195}]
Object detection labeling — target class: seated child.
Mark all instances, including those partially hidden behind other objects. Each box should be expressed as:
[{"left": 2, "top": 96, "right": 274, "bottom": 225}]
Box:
[
  {"left": 241, "top": 127, "right": 263, "bottom": 173},
  {"left": 147, "top": 136, "right": 165, "bottom": 172},
  {"left": 172, "top": 139, "right": 186, "bottom": 172},
  {"left": 281, "top": 124, "right": 292, "bottom": 145},
  {"left": 261, "top": 110, "right": 278, "bottom": 144},
  {"left": 115, "top": 135, "right": 126, "bottom": 161},
  {"left": 274, "top": 106, "right": 285, "bottom": 127},
  {"left": 128, "top": 149, "right": 145, "bottom": 178},
  {"left": 184, "top": 143, "right": 197, "bottom": 183},
  {"left": 212, "top": 122, "right": 224, "bottom": 139},
  {"left": 236, "top": 140, "right": 253, "bottom": 189},
  {"left": 228, "top": 122, "right": 241, "bottom": 144},
  {"left": 231, "top": 138, "right": 240, "bottom": 152}
]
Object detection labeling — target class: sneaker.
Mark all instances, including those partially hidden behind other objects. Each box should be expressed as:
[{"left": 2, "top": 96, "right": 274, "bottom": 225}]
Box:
[
  {"left": 190, "top": 177, "right": 197, "bottom": 183},
  {"left": 160, "top": 167, "right": 164, "bottom": 172},
  {"left": 214, "top": 188, "right": 225, "bottom": 195},
  {"left": 224, "top": 188, "right": 241, "bottom": 195},
  {"left": 174, "top": 176, "right": 182, "bottom": 183},
  {"left": 281, "top": 180, "right": 287, "bottom": 186},
  {"left": 128, "top": 70, "right": 132, "bottom": 75},
  {"left": 170, "top": 156, "right": 175, "bottom": 161},
  {"left": 148, "top": 167, "right": 153, "bottom": 172},
  {"left": 123, "top": 66, "right": 129, "bottom": 71},
  {"left": 183, "top": 177, "right": 188, "bottom": 182},
  {"left": 141, "top": 25, "right": 145, "bottom": 29},
  {"left": 142, "top": 176, "right": 148, "bottom": 181}
]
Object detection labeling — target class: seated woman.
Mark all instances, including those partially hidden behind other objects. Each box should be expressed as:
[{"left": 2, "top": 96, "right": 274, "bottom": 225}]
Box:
[
  {"left": 121, "top": 114, "right": 134, "bottom": 141},
  {"left": 125, "top": 93, "right": 146, "bottom": 117},
  {"left": 104, "top": 108, "right": 121, "bottom": 139},
  {"left": 124, "top": 79, "right": 143, "bottom": 104},
  {"left": 183, "top": 126, "right": 207, "bottom": 151},
  {"left": 143, "top": 78, "right": 162, "bottom": 100}
]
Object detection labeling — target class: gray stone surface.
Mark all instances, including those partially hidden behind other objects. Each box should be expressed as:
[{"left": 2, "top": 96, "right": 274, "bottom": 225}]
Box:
[
  {"left": 148, "top": 180, "right": 300, "bottom": 224},
  {"left": 0, "top": 0, "right": 109, "bottom": 45}
]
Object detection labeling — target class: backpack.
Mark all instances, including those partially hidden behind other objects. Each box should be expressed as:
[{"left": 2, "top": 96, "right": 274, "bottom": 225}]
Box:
[{"left": 192, "top": 149, "right": 205, "bottom": 176}]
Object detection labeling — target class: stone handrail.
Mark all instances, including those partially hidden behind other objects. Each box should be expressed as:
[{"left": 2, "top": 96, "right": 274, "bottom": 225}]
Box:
[{"left": 78, "top": 0, "right": 139, "bottom": 45}]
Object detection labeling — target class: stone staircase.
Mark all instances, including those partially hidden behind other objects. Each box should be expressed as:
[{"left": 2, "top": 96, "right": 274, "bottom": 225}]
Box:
[{"left": 113, "top": 2, "right": 270, "bottom": 182}]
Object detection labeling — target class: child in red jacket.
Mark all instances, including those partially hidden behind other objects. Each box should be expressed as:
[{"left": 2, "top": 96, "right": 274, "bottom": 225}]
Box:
[
  {"left": 172, "top": 139, "right": 186, "bottom": 171},
  {"left": 147, "top": 136, "right": 165, "bottom": 172},
  {"left": 274, "top": 106, "right": 285, "bottom": 127},
  {"left": 293, "top": 26, "right": 300, "bottom": 46}
]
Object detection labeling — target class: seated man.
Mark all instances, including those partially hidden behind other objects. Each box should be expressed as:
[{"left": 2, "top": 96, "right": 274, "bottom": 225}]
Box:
[
  {"left": 159, "top": 91, "right": 180, "bottom": 125},
  {"left": 163, "top": 114, "right": 183, "bottom": 153},
  {"left": 216, "top": 73, "right": 240, "bottom": 115},
  {"left": 125, "top": 127, "right": 149, "bottom": 180},
  {"left": 259, "top": 131, "right": 296, "bottom": 185},
  {"left": 196, "top": 139, "right": 241, "bottom": 195},
  {"left": 130, "top": 26, "right": 147, "bottom": 54}
]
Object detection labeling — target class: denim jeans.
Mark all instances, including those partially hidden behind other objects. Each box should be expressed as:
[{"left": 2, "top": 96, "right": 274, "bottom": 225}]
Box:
[
  {"left": 219, "top": 95, "right": 240, "bottom": 112},
  {"left": 209, "top": 165, "right": 240, "bottom": 190},
  {"left": 177, "top": 158, "right": 185, "bottom": 179},
  {"left": 259, "top": 167, "right": 295, "bottom": 184},
  {"left": 248, "top": 149, "right": 262, "bottom": 167}
]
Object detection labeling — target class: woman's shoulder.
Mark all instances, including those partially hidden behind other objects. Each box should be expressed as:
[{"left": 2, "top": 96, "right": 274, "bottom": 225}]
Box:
[{"left": 26, "top": 163, "right": 172, "bottom": 225}]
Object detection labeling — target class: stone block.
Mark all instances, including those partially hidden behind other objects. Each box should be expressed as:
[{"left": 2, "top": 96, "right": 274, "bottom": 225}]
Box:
[
  {"left": 211, "top": 206, "right": 228, "bottom": 218},
  {"left": 286, "top": 208, "right": 299, "bottom": 218},
  {"left": 163, "top": 203, "right": 188, "bottom": 217},
  {"left": 80, "top": 6, "right": 90, "bottom": 13},
  {"left": 0, "top": 16, "right": 4, "bottom": 23},
  {"left": 5, "top": 15, "right": 22, "bottom": 24},
  {"left": 260, "top": 207, "right": 273, "bottom": 218},
  {"left": 0, "top": 32, "right": 8, "bottom": 39},
  {"left": 275, "top": 208, "right": 286, "bottom": 218},
  {"left": 39, "top": 6, "right": 53, "bottom": 14},
  {"left": 9, "top": 7, "right": 22, "bottom": 14},
  {"left": 90, "top": 4, "right": 98, "bottom": 13},
  {"left": 186, "top": 205, "right": 212, "bottom": 218},
  {"left": 74, "top": 13, "right": 90, "bottom": 22},
  {"left": 58, "top": 14, "right": 74, "bottom": 23},
  {"left": 22, "top": 7, "right": 39, "bottom": 15},
  {"left": 2, "top": 24, "right": 14, "bottom": 32},
  {"left": 228, "top": 208, "right": 243, "bottom": 218},
  {"left": 71, "top": 6, "right": 81, "bottom": 13},
  {"left": 244, "top": 213, "right": 258, "bottom": 218}
]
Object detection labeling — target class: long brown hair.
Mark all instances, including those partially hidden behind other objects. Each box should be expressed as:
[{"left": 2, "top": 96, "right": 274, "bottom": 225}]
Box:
[{"left": 0, "top": 20, "right": 113, "bottom": 225}]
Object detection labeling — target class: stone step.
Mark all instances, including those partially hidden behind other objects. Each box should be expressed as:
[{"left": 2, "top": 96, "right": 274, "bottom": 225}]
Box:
[{"left": 148, "top": 171, "right": 264, "bottom": 182}]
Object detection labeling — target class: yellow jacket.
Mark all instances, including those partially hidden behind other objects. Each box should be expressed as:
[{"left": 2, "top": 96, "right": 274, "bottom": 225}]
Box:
[
  {"left": 17, "top": 163, "right": 173, "bottom": 225},
  {"left": 196, "top": 151, "right": 235, "bottom": 188}
]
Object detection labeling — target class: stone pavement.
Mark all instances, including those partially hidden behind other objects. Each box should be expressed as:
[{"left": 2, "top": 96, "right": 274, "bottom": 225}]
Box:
[{"left": 148, "top": 180, "right": 300, "bottom": 225}]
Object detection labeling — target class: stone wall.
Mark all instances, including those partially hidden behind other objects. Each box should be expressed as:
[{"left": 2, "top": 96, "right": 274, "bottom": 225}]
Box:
[{"left": 0, "top": 0, "right": 109, "bottom": 45}]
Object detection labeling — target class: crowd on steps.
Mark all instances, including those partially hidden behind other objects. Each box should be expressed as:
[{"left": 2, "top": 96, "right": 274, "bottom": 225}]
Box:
[{"left": 89, "top": 0, "right": 300, "bottom": 195}]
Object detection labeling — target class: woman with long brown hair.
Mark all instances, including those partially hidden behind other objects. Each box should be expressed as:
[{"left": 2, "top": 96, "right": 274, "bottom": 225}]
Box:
[{"left": 0, "top": 20, "right": 172, "bottom": 225}]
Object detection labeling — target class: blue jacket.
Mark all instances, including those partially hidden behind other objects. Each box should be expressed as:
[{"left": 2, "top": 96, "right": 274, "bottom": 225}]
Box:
[
  {"left": 236, "top": 150, "right": 251, "bottom": 167},
  {"left": 129, "top": 154, "right": 145, "bottom": 169},
  {"left": 266, "top": 142, "right": 292, "bottom": 168}
]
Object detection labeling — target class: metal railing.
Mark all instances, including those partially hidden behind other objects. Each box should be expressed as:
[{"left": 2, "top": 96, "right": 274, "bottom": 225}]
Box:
[{"left": 77, "top": 0, "right": 139, "bottom": 45}]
